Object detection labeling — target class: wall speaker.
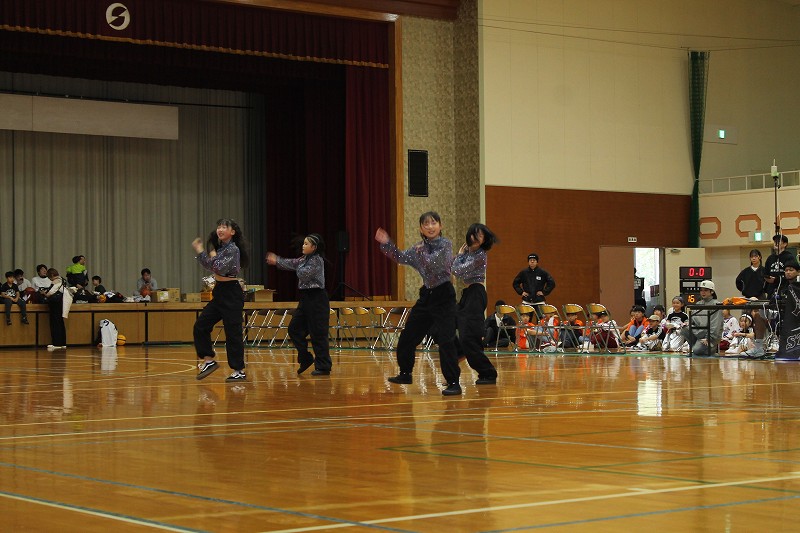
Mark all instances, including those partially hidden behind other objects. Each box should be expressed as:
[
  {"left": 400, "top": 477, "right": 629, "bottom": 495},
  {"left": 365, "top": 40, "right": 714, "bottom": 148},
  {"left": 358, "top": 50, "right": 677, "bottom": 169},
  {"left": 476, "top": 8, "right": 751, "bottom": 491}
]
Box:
[
  {"left": 336, "top": 230, "right": 350, "bottom": 253},
  {"left": 408, "top": 149, "right": 428, "bottom": 197}
]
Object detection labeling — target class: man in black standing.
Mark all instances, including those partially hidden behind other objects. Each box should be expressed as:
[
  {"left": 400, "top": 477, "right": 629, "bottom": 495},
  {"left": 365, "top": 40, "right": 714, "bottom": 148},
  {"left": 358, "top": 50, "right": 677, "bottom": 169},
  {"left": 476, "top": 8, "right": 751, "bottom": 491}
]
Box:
[
  {"left": 512, "top": 253, "right": 556, "bottom": 313},
  {"left": 764, "top": 235, "right": 795, "bottom": 300}
]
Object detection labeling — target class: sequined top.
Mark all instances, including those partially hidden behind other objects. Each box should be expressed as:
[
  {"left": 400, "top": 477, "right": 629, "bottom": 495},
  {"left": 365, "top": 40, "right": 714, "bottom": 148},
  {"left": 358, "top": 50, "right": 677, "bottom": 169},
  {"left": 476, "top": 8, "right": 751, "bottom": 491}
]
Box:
[
  {"left": 451, "top": 248, "right": 487, "bottom": 284},
  {"left": 380, "top": 236, "right": 453, "bottom": 289},
  {"left": 276, "top": 254, "right": 325, "bottom": 290},
  {"left": 196, "top": 240, "right": 240, "bottom": 277}
]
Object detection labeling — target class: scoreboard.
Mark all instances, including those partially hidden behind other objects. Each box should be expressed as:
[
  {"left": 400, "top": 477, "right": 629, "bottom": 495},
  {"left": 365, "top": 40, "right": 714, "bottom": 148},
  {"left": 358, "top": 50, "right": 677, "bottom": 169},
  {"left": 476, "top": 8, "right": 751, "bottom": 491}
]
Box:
[{"left": 680, "top": 266, "right": 712, "bottom": 304}]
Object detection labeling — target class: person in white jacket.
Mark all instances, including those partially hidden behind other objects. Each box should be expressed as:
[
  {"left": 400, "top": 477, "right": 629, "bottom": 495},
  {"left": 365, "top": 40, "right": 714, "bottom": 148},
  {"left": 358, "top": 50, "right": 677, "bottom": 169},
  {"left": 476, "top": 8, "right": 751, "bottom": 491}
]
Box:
[{"left": 43, "top": 268, "right": 72, "bottom": 350}]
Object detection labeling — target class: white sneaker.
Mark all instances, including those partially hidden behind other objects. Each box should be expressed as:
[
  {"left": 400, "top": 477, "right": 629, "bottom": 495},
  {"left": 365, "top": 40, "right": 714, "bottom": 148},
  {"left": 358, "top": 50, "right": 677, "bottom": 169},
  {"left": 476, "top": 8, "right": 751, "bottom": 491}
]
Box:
[
  {"left": 46, "top": 344, "right": 56, "bottom": 351},
  {"left": 768, "top": 340, "right": 780, "bottom": 353}
]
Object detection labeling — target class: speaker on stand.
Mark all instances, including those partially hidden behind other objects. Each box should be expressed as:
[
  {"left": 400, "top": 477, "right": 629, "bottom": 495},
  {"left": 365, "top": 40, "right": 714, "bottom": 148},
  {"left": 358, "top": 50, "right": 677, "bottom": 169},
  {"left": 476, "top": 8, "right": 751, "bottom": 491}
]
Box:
[{"left": 332, "top": 230, "right": 370, "bottom": 301}]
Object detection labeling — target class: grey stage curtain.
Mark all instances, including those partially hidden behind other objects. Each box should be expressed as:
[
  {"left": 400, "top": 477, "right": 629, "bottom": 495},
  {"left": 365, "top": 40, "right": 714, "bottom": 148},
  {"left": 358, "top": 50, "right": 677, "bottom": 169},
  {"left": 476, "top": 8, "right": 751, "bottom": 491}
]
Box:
[{"left": 0, "top": 73, "right": 261, "bottom": 295}]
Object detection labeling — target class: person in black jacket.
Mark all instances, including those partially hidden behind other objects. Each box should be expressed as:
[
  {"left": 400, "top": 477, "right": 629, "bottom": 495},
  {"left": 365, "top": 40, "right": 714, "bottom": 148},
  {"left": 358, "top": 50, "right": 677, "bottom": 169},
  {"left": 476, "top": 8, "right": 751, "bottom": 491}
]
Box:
[
  {"left": 764, "top": 235, "right": 796, "bottom": 299},
  {"left": 735, "top": 249, "right": 765, "bottom": 299},
  {"left": 512, "top": 253, "right": 555, "bottom": 306},
  {"left": 483, "top": 299, "right": 516, "bottom": 348}
]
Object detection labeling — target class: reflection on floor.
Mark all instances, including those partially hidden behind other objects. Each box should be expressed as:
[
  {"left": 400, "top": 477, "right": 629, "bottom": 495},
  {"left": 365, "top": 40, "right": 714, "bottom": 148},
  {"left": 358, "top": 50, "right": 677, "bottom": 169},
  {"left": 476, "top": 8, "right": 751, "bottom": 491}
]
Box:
[{"left": 2, "top": 344, "right": 800, "bottom": 532}]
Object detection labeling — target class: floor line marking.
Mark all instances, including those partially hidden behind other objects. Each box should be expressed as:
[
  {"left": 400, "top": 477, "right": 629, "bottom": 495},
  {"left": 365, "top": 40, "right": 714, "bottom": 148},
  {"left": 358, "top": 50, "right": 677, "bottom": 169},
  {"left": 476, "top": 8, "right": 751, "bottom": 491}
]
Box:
[
  {"left": 260, "top": 472, "right": 800, "bottom": 532},
  {"left": 0, "top": 491, "right": 205, "bottom": 532}
]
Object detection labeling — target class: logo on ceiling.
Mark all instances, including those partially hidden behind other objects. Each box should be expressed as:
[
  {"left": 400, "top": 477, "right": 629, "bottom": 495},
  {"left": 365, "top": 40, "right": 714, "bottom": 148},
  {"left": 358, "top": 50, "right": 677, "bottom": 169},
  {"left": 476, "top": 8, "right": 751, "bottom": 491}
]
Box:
[{"left": 106, "top": 3, "right": 131, "bottom": 31}]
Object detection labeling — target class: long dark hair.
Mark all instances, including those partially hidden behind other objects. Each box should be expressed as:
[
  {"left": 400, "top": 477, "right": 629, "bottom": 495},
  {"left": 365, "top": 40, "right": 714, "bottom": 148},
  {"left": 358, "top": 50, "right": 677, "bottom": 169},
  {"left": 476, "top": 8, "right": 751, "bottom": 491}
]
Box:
[
  {"left": 465, "top": 223, "right": 498, "bottom": 251},
  {"left": 206, "top": 218, "right": 250, "bottom": 268}
]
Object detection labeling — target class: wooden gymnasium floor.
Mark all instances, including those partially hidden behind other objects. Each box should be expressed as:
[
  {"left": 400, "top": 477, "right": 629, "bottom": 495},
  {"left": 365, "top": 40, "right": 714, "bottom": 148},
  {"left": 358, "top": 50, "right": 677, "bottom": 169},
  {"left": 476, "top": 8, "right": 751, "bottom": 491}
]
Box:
[{"left": 2, "top": 343, "right": 800, "bottom": 532}]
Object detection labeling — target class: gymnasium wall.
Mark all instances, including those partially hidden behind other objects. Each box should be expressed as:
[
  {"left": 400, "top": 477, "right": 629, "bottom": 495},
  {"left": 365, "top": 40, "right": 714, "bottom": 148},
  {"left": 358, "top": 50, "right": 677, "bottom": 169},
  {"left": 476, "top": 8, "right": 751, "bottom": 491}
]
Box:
[
  {"left": 479, "top": 0, "right": 800, "bottom": 192},
  {"left": 485, "top": 185, "right": 691, "bottom": 312}
]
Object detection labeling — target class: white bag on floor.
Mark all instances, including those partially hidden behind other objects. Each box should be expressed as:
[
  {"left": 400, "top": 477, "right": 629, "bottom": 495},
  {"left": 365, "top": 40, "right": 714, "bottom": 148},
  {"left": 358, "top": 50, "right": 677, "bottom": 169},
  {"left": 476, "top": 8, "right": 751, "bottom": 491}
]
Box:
[{"left": 98, "top": 319, "right": 119, "bottom": 347}]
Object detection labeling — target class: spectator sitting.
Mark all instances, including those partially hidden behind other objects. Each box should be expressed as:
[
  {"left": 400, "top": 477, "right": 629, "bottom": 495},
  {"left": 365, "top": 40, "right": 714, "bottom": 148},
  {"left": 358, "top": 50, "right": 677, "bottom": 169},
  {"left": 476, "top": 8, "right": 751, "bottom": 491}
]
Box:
[
  {"left": 13, "top": 269, "right": 34, "bottom": 302},
  {"left": 724, "top": 314, "right": 754, "bottom": 356},
  {"left": 633, "top": 315, "right": 663, "bottom": 351},
  {"left": 137, "top": 268, "right": 159, "bottom": 297},
  {"left": 587, "top": 310, "right": 620, "bottom": 352},
  {"left": 620, "top": 305, "right": 647, "bottom": 347},
  {"left": 561, "top": 310, "right": 585, "bottom": 350},
  {"left": 66, "top": 255, "right": 89, "bottom": 288},
  {"left": 532, "top": 307, "right": 559, "bottom": 350},
  {"left": 516, "top": 310, "right": 536, "bottom": 350},
  {"left": 30, "top": 264, "right": 51, "bottom": 303},
  {"left": 483, "top": 300, "right": 516, "bottom": 348},
  {"left": 662, "top": 296, "right": 689, "bottom": 352},
  {"left": 1, "top": 271, "right": 29, "bottom": 325},
  {"left": 718, "top": 308, "right": 740, "bottom": 352},
  {"left": 91, "top": 275, "right": 107, "bottom": 294},
  {"left": 678, "top": 280, "right": 723, "bottom": 356}
]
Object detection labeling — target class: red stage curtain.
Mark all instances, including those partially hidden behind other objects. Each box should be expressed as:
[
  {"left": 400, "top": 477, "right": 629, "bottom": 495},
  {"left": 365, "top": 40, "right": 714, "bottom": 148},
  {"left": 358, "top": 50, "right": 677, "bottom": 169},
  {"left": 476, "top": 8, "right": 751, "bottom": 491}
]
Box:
[
  {"left": 344, "top": 66, "right": 391, "bottom": 297},
  {"left": 0, "top": 0, "right": 389, "bottom": 67},
  {"left": 263, "top": 80, "right": 346, "bottom": 301}
]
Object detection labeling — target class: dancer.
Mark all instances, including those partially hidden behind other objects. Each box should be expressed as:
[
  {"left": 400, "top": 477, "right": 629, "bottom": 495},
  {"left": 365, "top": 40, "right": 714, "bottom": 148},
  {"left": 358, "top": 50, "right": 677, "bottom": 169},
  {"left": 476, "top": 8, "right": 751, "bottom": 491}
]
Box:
[
  {"left": 375, "top": 211, "right": 462, "bottom": 396},
  {"left": 193, "top": 218, "right": 250, "bottom": 382},
  {"left": 266, "top": 233, "right": 332, "bottom": 376},
  {"left": 451, "top": 223, "right": 499, "bottom": 385}
]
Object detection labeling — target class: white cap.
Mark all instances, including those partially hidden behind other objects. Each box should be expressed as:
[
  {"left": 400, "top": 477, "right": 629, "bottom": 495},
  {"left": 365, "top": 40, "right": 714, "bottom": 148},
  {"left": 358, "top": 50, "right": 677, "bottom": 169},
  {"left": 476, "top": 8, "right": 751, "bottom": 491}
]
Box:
[{"left": 698, "top": 280, "right": 715, "bottom": 290}]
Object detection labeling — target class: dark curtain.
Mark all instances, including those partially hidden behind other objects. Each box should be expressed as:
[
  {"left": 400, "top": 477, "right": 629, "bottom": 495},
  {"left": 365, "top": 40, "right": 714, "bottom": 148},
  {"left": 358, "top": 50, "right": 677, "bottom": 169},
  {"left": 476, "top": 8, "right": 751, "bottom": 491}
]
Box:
[
  {"left": 264, "top": 80, "right": 346, "bottom": 301},
  {"left": 344, "top": 66, "right": 391, "bottom": 298},
  {"left": 688, "top": 51, "right": 709, "bottom": 247},
  {"left": 0, "top": 0, "right": 389, "bottom": 67},
  {"left": 0, "top": 0, "right": 392, "bottom": 300}
]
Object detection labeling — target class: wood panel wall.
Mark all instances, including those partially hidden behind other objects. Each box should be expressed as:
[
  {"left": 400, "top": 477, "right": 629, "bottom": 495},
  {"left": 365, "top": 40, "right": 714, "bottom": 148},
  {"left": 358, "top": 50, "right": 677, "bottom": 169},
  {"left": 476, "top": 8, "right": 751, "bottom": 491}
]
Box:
[{"left": 485, "top": 186, "right": 691, "bottom": 315}]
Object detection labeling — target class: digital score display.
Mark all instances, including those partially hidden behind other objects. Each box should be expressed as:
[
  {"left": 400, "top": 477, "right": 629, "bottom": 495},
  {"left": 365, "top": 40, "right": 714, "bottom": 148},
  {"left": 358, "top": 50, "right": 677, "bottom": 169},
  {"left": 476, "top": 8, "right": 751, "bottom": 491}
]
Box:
[
  {"left": 679, "top": 266, "right": 711, "bottom": 279},
  {"left": 679, "top": 266, "right": 712, "bottom": 304}
]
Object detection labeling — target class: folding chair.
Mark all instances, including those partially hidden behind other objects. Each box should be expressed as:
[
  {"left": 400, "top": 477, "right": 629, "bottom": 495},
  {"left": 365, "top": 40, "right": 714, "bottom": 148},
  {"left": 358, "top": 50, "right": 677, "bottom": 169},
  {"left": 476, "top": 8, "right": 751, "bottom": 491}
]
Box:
[
  {"left": 530, "top": 303, "right": 560, "bottom": 351},
  {"left": 560, "top": 304, "right": 587, "bottom": 352},
  {"left": 331, "top": 307, "right": 357, "bottom": 347},
  {"left": 585, "top": 303, "right": 625, "bottom": 353},
  {"left": 514, "top": 304, "right": 538, "bottom": 352},
  {"left": 244, "top": 308, "right": 275, "bottom": 346},
  {"left": 492, "top": 304, "right": 519, "bottom": 351},
  {"left": 267, "top": 309, "right": 294, "bottom": 347},
  {"left": 213, "top": 309, "right": 251, "bottom": 346},
  {"left": 352, "top": 306, "right": 372, "bottom": 347},
  {"left": 371, "top": 306, "right": 409, "bottom": 350}
]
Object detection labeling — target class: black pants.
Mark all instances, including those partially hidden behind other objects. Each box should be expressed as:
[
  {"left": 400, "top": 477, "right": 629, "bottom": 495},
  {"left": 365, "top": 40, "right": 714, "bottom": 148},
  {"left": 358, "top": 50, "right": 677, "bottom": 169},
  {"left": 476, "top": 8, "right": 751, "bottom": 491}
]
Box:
[
  {"left": 484, "top": 322, "right": 512, "bottom": 348},
  {"left": 48, "top": 297, "right": 66, "bottom": 346},
  {"left": 193, "top": 280, "right": 245, "bottom": 371},
  {"left": 455, "top": 284, "right": 497, "bottom": 379},
  {"left": 396, "top": 281, "right": 460, "bottom": 385},
  {"left": 288, "top": 288, "right": 332, "bottom": 372}
]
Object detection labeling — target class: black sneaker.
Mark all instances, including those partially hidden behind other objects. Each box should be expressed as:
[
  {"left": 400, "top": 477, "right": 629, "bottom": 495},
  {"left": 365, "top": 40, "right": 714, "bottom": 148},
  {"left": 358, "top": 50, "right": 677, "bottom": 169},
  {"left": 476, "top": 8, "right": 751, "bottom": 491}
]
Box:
[
  {"left": 225, "top": 370, "right": 246, "bottom": 382},
  {"left": 442, "top": 384, "right": 463, "bottom": 396},
  {"left": 388, "top": 373, "right": 412, "bottom": 384},
  {"left": 475, "top": 377, "right": 497, "bottom": 385},
  {"left": 311, "top": 369, "right": 330, "bottom": 376},
  {"left": 21, "top": 317, "right": 29, "bottom": 325},
  {"left": 5, "top": 320, "right": 10, "bottom": 326},
  {"left": 297, "top": 360, "right": 313, "bottom": 375},
  {"left": 196, "top": 360, "right": 219, "bottom": 380}
]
